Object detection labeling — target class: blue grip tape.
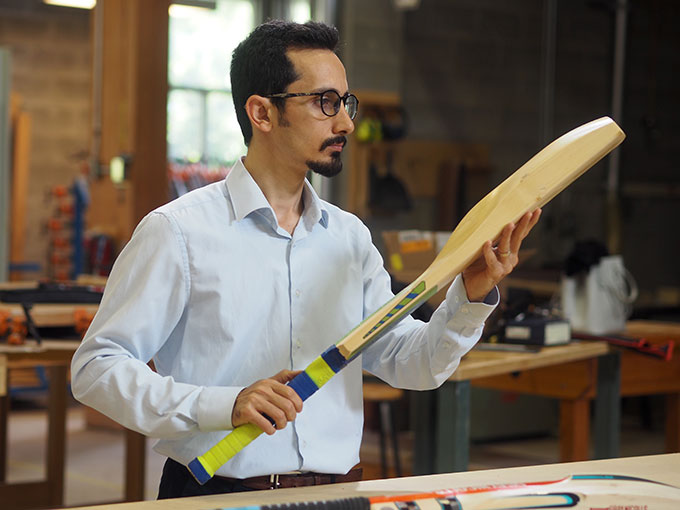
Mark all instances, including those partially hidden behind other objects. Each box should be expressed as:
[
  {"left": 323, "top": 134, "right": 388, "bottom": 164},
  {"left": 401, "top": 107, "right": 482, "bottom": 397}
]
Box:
[
  {"left": 321, "top": 345, "right": 349, "bottom": 372},
  {"left": 188, "top": 457, "right": 211, "bottom": 485},
  {"left": 288, "top": 371, "right": 318, "bottom": 401}
]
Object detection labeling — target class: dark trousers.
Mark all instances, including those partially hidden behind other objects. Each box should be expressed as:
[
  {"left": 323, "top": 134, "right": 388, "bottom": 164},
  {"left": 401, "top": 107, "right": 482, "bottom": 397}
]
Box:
[{"left": 158, "top": 458, "right": 257, "bottom": 498}]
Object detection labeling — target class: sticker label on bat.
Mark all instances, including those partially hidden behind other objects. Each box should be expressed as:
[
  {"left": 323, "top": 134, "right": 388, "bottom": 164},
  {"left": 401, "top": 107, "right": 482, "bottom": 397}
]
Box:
[{"left": 363, "top": 281, "right": 427, "bottom": 339}]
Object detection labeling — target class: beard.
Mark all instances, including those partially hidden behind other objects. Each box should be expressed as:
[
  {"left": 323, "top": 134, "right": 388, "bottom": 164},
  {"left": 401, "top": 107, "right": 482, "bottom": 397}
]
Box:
[
  {"left": 307, "top": 135, "right": 346, "bottom": 177},
  {"left": 307, "top": 152, "right": 343, "bottom": 177}
]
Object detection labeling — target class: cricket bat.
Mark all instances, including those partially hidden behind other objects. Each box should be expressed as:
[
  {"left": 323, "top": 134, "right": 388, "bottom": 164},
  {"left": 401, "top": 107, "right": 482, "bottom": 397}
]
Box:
[
  {"left": 188, "top": 116, "right": 625, "bottom": 484},
  {"left": 217, "top": 474, "right": 680, "bottom": 509}
]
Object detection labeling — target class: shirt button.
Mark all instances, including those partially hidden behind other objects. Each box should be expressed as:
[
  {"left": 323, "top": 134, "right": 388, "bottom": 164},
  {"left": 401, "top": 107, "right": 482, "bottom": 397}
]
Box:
[
  {"left": 295, "top": 289, "right": 301, "bottom": 297},
  {"left": 296, "top": 340, "right": 301, "bottom": 348}
]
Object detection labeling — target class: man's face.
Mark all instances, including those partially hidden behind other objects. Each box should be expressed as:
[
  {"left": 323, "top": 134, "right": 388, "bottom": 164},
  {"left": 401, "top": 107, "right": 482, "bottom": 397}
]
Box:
[{"left": 271, "top": 49, "right": 355, "bottom": 177}]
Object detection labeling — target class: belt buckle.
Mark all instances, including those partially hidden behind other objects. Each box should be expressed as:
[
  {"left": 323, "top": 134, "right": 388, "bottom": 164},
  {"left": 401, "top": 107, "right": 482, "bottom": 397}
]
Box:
[{"left": 269, "top": 474, "right": 280, "bottom": 489}]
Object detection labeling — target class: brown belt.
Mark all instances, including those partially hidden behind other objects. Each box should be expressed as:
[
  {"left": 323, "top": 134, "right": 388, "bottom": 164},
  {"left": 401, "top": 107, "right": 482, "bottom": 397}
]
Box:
[{"left": 216, "top": 466, "right": 363, "bottom": 490}]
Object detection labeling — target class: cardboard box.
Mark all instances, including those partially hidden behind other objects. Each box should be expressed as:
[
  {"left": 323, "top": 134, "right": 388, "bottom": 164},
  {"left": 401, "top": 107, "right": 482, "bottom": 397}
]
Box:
[
  {"left": 382, "top": 230, "right": 451, "bottom": 272},
  {"left": 382, "top": 230, "right": 452, "bottom": 309}
]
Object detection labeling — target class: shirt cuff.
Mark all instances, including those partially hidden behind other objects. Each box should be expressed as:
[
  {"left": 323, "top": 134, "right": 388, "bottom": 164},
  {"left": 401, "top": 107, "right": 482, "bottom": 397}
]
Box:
[
  {"left": 445, "top": 275, "right": 499, "bottom": 325},
  {"left": 197, "top": 385, "right": 244, "bottom": 432}
]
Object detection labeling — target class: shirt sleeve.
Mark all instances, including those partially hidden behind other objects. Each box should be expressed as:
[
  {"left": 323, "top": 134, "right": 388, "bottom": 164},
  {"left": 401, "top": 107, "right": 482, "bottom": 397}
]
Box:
[
  {"left": 70, "top": 212, "right": 242, "bottom": 439},
  {"left": 360, "top": 225, "right": 498, "bottom": 390}
]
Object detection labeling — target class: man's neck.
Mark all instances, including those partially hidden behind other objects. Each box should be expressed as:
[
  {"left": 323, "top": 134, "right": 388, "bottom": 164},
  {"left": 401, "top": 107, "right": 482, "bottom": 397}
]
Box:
[{"left": 242, "top": 151, "right": 306, "bottom": 235}]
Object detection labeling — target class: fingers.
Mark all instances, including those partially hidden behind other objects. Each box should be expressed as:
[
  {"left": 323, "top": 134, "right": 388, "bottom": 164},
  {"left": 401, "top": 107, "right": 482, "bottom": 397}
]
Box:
[
  {"left": 463, "top": 209, "right": 542, "bottom": 301},
  {"left": 509, "top": 209, "right": 541, "bottom": 254},
  {"left": 482, "top": 239, "right": 500, "bottom": 271},
  {"left": 232, "top": 371, "right": 304, "bottom": 435},
  {"left": 494, "top": 208, "right": 542, "bottom": 260},
  {"left": 272, "top": 369, "right": 303, "bottom": 386},
  {"left": 496, "top": 223, "right": 514, "bottom": 260}
]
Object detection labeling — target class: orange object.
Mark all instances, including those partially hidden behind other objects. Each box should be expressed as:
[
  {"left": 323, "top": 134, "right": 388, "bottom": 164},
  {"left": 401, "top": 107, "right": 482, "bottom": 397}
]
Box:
[
  {"left": 50, "top": 253, "right": 70, "bottom": 265},
  {"left": 54, "top": 270, "right": 70, "bottom": 281},
  {"left": 58, "top": 203, "right": 74, "bottom": 215},
  {"left": 74, "top": 308, "right": 95, "bottom": 336},
  {"left": 48, "top": 218, "right": 64, "bottom": 231},
  {"left": 0, "top": 310, "right": 10, "bottom": 335},
  {"left": 52, "top": 237, "right": 70, "bottom": 248},
  {"left": 6, "top": 316, "right": 27, "bottom": 345},
  {"left": 52, "top": 185, "right": 69, "bottom": 198}
]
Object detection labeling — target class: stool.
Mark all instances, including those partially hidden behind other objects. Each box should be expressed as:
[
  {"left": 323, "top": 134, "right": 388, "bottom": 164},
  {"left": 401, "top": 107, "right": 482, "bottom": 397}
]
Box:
[{"left": 363, "top": 382, "right": 404, "bottom": 478}]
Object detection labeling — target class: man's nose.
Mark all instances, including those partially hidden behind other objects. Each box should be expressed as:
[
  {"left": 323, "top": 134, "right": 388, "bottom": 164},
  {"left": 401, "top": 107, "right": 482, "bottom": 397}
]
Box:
[{"left": 332, "top": 106, "right": 355, "bottom": 135}]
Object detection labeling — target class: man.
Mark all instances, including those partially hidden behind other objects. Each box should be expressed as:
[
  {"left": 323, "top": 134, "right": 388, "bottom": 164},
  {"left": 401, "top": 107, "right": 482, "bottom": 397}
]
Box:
[{"left": 71, "top": 20, "right": 540, "bottom": 498}]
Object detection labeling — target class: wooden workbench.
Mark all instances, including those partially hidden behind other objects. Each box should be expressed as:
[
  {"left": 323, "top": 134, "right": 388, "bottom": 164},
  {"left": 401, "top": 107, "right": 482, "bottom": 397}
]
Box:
[
  {"left": 622, "top": 321, "right": 680, "bottom": 452},
  {"left": 0, "top": 302, "right": 98, "bottom": 328},
  {"left": 0, "top": 340, "right": 146, "bottom": 509},
  {"left": 412, "top": 340, "right": 616, "bottom": 474},
  {"left": 459, "top": 320, "right": 680, "bottom": 473},
  {"left": 0, "top": 340, "right": 75, "bottom": 509},
  {"left": 64, "top": 453, "right": 680, "bottom": 510}
]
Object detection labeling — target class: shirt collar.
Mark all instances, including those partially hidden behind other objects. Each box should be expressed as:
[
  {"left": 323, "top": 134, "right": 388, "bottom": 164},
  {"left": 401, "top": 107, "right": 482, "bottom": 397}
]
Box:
[{"left": 225, "top": 158, "right": 329, "bottom": 231}]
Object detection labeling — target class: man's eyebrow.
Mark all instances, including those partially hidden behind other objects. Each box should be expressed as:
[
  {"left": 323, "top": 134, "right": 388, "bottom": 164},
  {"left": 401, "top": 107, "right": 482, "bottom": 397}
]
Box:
[{"left": 313, "top": 87, "right": 349, "bottom": 95}]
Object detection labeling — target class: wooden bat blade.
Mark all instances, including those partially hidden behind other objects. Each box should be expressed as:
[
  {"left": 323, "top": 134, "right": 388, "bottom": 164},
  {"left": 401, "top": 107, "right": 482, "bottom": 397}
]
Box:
[
  {"left": 337, "top": 116, "right": 624, "bottom": 358},
  {"left": 436, "top": 116, "right": 624, "bottom": 261}
]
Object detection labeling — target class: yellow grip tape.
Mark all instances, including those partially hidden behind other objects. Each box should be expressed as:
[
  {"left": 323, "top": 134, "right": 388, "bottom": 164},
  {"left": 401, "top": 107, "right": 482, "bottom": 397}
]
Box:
[
  {"left": 305, "top": 355, "right": 336, "bottom": 388},
  {"left": 198, "top": 423, "right": 263, "bottom": 476}
]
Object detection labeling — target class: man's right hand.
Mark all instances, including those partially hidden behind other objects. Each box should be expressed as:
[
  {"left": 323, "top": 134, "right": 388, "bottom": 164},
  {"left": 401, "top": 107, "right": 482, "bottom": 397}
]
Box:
[{"left": 231, "top": 369, "right": 303, "bottom": 435}]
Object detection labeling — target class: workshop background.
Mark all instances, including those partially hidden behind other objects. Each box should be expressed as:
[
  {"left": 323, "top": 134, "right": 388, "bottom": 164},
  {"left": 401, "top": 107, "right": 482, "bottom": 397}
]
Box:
[
  {"left": 1, "top": 0, "right": 679, "bottom": 299},
  {"left": 0, "top": 0, "right": 679, "bottom": 507}
]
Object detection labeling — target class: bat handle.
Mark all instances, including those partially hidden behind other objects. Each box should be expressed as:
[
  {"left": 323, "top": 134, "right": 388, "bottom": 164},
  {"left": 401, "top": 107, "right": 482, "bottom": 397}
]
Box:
[
  {"left": 188, "top": 347, "right": 348, "bottom": 484},
  {"left": 188, "top": 422, "right": 264, "bottom": 484}
]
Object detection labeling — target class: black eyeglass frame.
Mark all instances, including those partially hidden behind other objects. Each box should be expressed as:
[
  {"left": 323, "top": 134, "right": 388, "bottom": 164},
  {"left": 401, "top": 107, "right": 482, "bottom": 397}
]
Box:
[{"left": 264, "top": 90, "right": 359, "bottom": 120}]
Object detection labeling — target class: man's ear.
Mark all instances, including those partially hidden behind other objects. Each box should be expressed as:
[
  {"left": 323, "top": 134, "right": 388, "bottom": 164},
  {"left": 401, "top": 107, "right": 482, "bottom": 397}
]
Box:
[{"left": 245, "top": 95, "right": 274, "bottom": 135}]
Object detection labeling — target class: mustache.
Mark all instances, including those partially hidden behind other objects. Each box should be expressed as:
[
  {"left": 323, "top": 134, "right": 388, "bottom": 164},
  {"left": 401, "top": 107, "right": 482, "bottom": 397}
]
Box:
[{"left": 320, "top": 136, "right": 347, "bottom": 151}]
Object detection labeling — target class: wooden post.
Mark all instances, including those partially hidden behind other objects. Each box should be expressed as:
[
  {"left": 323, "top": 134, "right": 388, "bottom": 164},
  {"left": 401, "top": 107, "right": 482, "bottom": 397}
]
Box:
[
  {"left": 9, "top": 99, "right": 31, "bottom": 280},
  {"left": 125, "top": 430, "right": 147, "bottom": 501},
  {"left": 92, "top": 0, "right": 170, "bottom": 244},
  {"left": 0, "top": 49, "right": 11, "bottom": 282},
  {"left": 666, "top": 393, "right": 680, "bottom": 453},
  {"left": 559, "top": 399, "right": 590, "bottom": 462},
  {"left": 46, "top": 365, "right": 68, "bottom": 506},
  {"left": 0, "top": 355, "right": 7, "bottom": 482}
]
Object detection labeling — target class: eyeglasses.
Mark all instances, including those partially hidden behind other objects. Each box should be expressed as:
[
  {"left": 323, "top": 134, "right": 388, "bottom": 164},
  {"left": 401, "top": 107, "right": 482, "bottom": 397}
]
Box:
[{"left": 264, "top": 90, "right": 359, "bottom": 120}]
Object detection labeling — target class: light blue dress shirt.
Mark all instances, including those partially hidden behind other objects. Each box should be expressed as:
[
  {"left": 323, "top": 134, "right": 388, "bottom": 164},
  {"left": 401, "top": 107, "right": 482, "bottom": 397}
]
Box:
[{"left": 70, "top": 159, "right": 498, "bottom": 478}]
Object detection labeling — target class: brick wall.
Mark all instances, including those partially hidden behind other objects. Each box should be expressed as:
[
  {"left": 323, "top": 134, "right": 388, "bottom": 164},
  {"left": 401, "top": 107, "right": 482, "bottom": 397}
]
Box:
[{"left": 0, "top": 4, "right": 91, "bottom": 276}]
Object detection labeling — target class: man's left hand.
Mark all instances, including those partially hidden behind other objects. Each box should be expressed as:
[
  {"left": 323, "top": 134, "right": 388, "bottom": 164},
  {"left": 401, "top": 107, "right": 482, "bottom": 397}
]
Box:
[{"left": 462, "top": 209, "right": 542, "bottom": 302}]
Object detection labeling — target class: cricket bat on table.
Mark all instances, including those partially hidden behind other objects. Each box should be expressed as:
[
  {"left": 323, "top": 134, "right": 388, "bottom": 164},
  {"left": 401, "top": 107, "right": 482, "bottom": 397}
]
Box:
[
  {"left": 216, "top": 474, "right": 680, "bottom": 509},
  {"left": 188, "top": 117, "right": 625, "bottom": 484}
]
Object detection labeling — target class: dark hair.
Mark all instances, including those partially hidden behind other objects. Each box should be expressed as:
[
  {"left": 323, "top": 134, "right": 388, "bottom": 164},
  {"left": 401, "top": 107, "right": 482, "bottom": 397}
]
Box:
[{"left": 231, "top": 19, "right": 340, "bottom": 145}]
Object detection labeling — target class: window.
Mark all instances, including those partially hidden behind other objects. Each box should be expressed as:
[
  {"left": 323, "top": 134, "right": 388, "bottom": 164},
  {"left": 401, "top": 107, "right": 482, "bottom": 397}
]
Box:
[
  {"left": 167, "top": 0, "right": 316, "bottom": 165},
  {"left": 166, "top": 0, "right": 317, "bottom": 196},
  {"left": 167, "top": 0, "right": 255, "bottom": 166}
]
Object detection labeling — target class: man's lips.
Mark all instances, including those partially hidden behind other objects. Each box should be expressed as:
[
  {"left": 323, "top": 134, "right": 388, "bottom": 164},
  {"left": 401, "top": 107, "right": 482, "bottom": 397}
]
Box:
[{"left": 321, "top": 136, "right": 347, "bottom": 151}]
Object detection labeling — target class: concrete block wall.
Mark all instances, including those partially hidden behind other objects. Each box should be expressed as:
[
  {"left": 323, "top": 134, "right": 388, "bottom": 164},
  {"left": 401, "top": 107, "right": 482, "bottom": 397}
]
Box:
[
  {"left": 0, "top": 4, "right": 91, "bottom": 276},
  {"left": 618, "top": 0, "right": 680, "bottom": 292},
  {"left": 0, "top": 1, "right": 677, "bottom": 297},
  {"left": 340, "top": 0, "right": 680, "bottom": 300}
]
